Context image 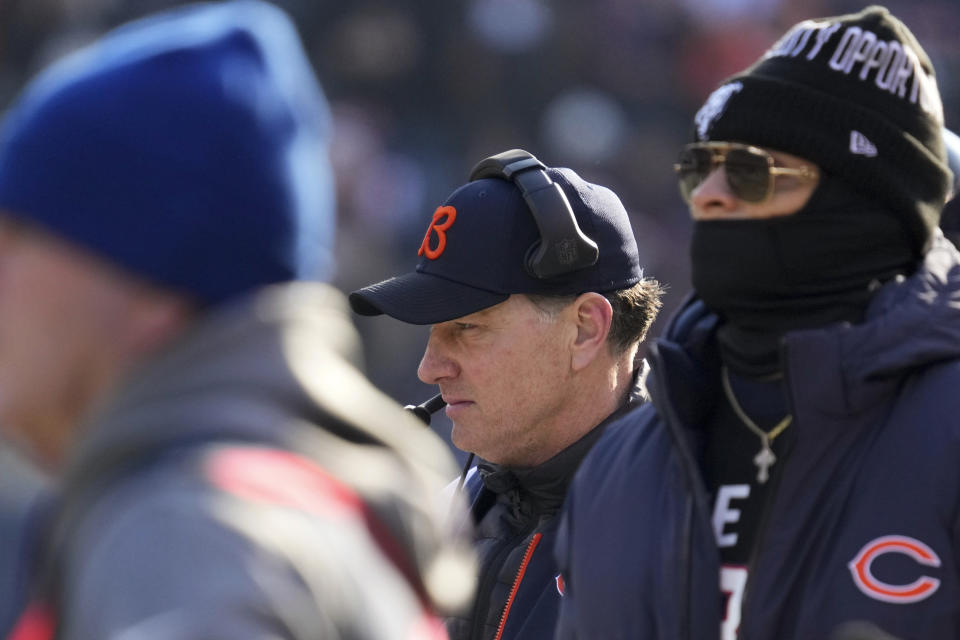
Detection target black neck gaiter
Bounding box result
[690,175,918,376]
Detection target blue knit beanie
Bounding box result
[0,0,334,305]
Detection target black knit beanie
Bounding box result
[692,5,953,255]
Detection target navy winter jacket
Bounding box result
[555,234,960,639]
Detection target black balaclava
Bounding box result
[690,173,918,376]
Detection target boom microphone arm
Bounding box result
[404,392,475,494]
[404,393,447,425]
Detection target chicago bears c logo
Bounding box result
[418,206,457,260]
[848,535,941,604]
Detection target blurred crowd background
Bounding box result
[0,0,959,461]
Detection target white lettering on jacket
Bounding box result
[712,484,750,548]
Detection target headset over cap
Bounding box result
[350,150,643,325]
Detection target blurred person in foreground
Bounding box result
[349,149,663,640]
[556,6,960,639]
[0,2,473,638]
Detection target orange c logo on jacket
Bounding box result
[848,535,941,604]
[418,206,457,260]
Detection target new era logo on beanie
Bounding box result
[694,5,952,256]
[349,152,642,325]
[0,0,333,305]
[850,131,879,157]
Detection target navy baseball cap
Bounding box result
[349,157,642,325]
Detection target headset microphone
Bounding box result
[404,393,447,425]
[405,392,475,494]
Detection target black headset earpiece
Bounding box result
[469,149,599,279]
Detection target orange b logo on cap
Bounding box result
[418,206,457,260]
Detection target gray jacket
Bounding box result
[20,283,474,640]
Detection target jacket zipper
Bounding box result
[468,531,526,640]
[738,340,797,640]
[647,343,713,640]
[736,448,791,639]
[493,532,543,640]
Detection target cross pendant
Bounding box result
[753,439,776,485]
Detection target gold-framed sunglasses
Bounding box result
[674,142,818,204]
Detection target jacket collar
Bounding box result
[784,232,960,418]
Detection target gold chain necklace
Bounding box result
[720,366,792,485]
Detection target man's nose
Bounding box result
[688,166,741,220]
[417,333,459,384]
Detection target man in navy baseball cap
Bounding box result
[350,149,662,640]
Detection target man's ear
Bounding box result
[570,292,613,371]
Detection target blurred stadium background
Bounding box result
[1,0,958,459]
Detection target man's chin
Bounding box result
[450,423,482,459]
